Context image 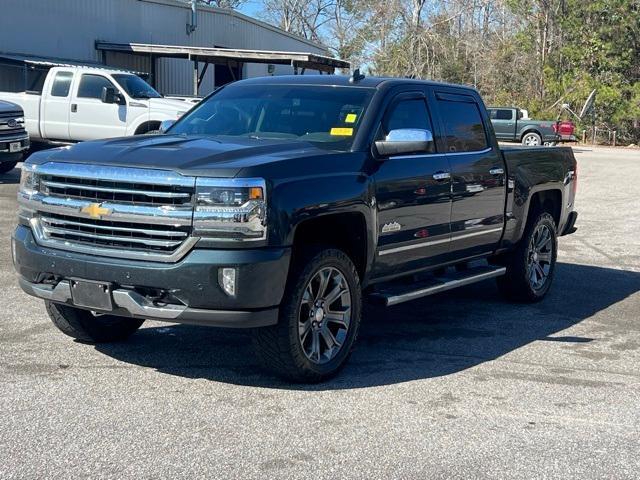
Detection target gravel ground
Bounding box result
[1,146,639,479]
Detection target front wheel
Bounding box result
[496,212,558,302]
[46,301,145,343]
[252,248,362,383]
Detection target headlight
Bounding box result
[193,178,266,241]
[19,163,39,196]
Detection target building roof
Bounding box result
[0,52,147,76]
[95,42,350,73]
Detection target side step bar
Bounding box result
[368,265,506,307]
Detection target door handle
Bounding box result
[489,167,504,175]
[71,104,77,113]
[432,172,451,181]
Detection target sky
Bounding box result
[238,1,262,19]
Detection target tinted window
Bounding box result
[438,99,488,152]
[171,84,374,151]
[51,72,73,97]
[490,109,513,120]
[77,74,116,99]
[384,98,432,133]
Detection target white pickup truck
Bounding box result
[0,66,192,143]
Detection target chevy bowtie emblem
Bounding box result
[81,203,111,219]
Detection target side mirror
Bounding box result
[101,86,117,104]
[159,120,175,133]
[374,129,434,157]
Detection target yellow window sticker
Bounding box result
[345,113,358,124]
[330,127,354,136]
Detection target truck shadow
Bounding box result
[95,262,640,390]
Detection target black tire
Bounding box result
[0,160,18,174]
[496,212,558,302]
[521,132,542,146]
[252,247,362,383]
[45,301,144,343]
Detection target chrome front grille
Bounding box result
[40,176,192,206]
[20,162,198,262]
[40,213,190,253]
[0,111,25,135]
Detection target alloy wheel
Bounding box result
[527,224,553,290]
[298,267,351,364]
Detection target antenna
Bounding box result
[349,68,365,84]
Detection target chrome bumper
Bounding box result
[0,133,29,153]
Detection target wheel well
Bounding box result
[293,213,368,279]
[134,121,161,135]
[528,189,561,226]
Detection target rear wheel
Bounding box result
[252,247,362,383]
[0,160,18,174]
[496,212,557,302]
[45,301,144,343]
[522,132,542,146]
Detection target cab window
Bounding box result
[51,72,73,97]
[438,97,488,153]
[382,98,435,153]
[77,74,116,99]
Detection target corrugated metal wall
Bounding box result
[0,0,328,95]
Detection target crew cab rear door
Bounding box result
[372,89,452,278]
[41,69,74,141]
[433,90,506,258]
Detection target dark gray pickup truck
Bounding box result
[488,106,576,146]
[13,75,578,382]
[0,100,29,173]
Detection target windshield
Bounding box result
[169,84,374,150]
[112,74,162,99]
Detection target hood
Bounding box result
[0,100,22,114]
[145,97,193,114]
[30,134,337,178]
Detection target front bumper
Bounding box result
[0,133,30,155]
[12,225,290,328]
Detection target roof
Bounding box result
[236,74,478,91]
[94,42,350,74]
[0,52,147,76]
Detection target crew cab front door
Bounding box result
[371,91,452,280]
[69,74,127,141]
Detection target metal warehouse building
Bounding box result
[0,0,346,96]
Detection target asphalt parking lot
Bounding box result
[1,146,639,479]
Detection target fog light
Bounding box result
[219,268,237,296]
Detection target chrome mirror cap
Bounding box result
[375,128,434,157]
[385,128,433,143]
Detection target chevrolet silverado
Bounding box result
[12,75,578,382]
